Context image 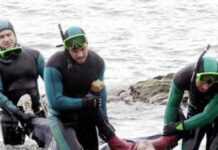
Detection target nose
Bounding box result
[3,35,10,42]
[76,50,84,58]
[201,84,210,91]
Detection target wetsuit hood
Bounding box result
[0,19,15,34]
[202,57,218,72]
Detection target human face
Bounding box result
[69,46,88,64]
[196,80,211,93]
[0,30,16,49]
[195,72,218,93]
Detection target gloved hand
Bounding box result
[163,121,185,136]
[82,93,101,109]
[15,110,36,135]
[108,136,137,150]
[13,109,35,124]
[151,135,178,150]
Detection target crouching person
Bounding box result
[0,18,52,148]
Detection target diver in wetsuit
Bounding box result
[0,19,50,147]
[164,55,218,150]
[44,25,138,150]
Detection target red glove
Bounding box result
[150,135,178,150]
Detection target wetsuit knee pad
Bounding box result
[0,111,25,145]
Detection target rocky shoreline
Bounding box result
[108,73,188,105]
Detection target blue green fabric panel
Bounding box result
[49,116,71,150]
[98,63,107,117]
[44,67,83,113]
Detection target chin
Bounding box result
[5,44,15,49]
[76,59,86,64]
[198,88,207,93]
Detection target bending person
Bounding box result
[163,55,218,150]
[0,18,50,148]
[44,25,137,150]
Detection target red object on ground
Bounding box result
[108,136,137,150]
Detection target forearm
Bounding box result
[51,96,83,111]
[184,95,218,130]
[100,88,107,118]
[0,93,26,122]
[0,92,17,111]
[98,63,108,117]
[0,75,19,115]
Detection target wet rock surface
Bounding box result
[108,73,188,105]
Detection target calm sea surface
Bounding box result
[2,0,218,88]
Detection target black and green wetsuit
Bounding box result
[164,63,218,150]
[0,47,44,111]
[45,50,109,150]
[0,46,45,145]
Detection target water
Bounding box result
[1,0,216,149]
[108,102,165,138]
[2,0,218,88]
[107,102,205,150]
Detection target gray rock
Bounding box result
[108,73,188,105]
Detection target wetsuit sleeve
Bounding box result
[36,53,45,79]
[164,81,184,124]
[183,95,218,130]
[99,63,108,118]
[44,67,83,112]
[0,75,17,111]
[164,64,193,124]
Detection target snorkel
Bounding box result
[56,24,65,48]
[190,44,211,85]
[58,24,65,42]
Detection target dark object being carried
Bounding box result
[0,110,25,145]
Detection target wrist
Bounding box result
[175,121,184,131]
[82,97,93,109]
[163,121,185,136]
